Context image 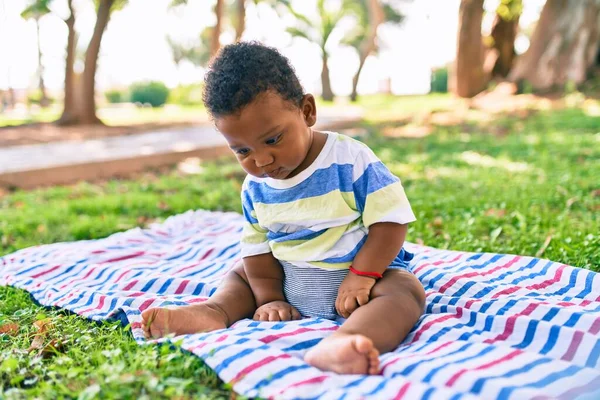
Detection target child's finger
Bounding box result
[335,295,344,317]
[268,309,280,321]
[278,307,292,321]
[291,306,302,320]
[357,292,370,307]
[344,297,359,317]
[253,311,266,321]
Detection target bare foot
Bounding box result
[141,303,228,339]
[304,333,380,375]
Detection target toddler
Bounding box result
[142,42,425,375]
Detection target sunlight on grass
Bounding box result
[459,151,531,172]
[99,105,208,126]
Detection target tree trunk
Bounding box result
[80,0,113,125]
[489,12,520,78]
[510,0,600,91]
[235,0,246,42]
[57,0,78,125]
[452,0,487,98]
[351,0,385,102]
[211,0,224,57]
[351,57,367,102]
[321,50,334,101]
[60,0,114,125]
[35,18,50,108]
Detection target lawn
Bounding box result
[0,105,599,398]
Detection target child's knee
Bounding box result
[372,270,425,310]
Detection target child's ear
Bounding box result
[302,94,317,127]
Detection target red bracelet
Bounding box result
[349,265,383,280]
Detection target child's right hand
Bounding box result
[254,300,302,322]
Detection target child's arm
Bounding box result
[243,252,286,307]
[353,222,407,276]
[335,222,408,318]
[244,252,301,321]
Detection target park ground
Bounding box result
[0,93,599,398]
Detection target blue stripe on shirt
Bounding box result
[246,163,355,204]
[353,161,399,212]
[267,228,327,242]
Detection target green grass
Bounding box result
[1,106,599,398]
[0,105,209,128]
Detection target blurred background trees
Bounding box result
[3,0,600,126]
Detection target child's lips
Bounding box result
[264,167,282,178]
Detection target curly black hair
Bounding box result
[203,41,305,118]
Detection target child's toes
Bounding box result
[368,352,380,375]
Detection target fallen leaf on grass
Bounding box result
[0,322,19,336]
[591,189,600,197]
[566,197,578,208]
[157,201,170,211]
[485,209,507,218]
[536,232,554,258]
[27,318,66,358]
[28,319,52,352]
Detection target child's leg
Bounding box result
[142,262,256,338]
[305,269,425,375]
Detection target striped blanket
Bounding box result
[1,210,599,399]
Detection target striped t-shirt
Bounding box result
[240,131,416,271]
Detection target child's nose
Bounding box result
[254,152,274,168]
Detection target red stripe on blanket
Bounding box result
[393,381,411,400]
[139,299,156,311]
[31,265,60,279]
[175,280,190,294]
[588,318,600,335]
[445,349,522,386]
[260,326,338,344]
[59,266,99,289]
[483,303,539,344]
[561,330,584,362]
[380,341,455,374]
[101,251,146,264]
[526,264,567,291]
[411,308,463,343]
[413,253,466,275]
[81,295,107,314]
[230,354,291,384]
[438,256,521,293]
[278,375,328,395]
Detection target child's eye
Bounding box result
[236,148,250,155]
[265,134,282,145]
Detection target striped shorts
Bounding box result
[280,248,413,320]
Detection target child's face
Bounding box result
[215,91,317,180]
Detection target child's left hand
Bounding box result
[335,272,377,318]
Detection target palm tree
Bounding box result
[20,0,51,107]
[279,0,351,101]
[342,0,404,102]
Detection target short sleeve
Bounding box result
[240,185,271,258]
[352,144,416,228]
